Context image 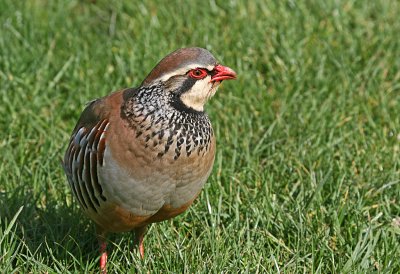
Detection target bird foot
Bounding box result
[99,242,108,273]
[139,241,145,259]
[134,226,147,259]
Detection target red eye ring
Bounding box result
[188,68,208,79]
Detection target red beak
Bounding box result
[211,64,237,82]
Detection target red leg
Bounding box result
[139,239,144,259]
[99,241,107,273]
[134,226,147,259]
[97,227,108,274]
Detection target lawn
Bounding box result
[1,0,399,273]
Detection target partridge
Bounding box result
[62,47,236,272]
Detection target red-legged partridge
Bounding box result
[62,47,236,272]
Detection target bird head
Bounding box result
[142,47,237,112]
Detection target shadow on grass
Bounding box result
[0,184,99,269]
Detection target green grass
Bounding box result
[1,0,400,273]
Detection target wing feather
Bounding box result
[63,118,110,213]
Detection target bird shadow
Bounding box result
[0,184,101,270]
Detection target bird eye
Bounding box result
[188,68,208,79]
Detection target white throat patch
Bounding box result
[180,78,219,112]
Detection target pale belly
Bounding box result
[91,145,213,231]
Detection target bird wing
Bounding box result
[63,99,110,213]
[63,90,164,222]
